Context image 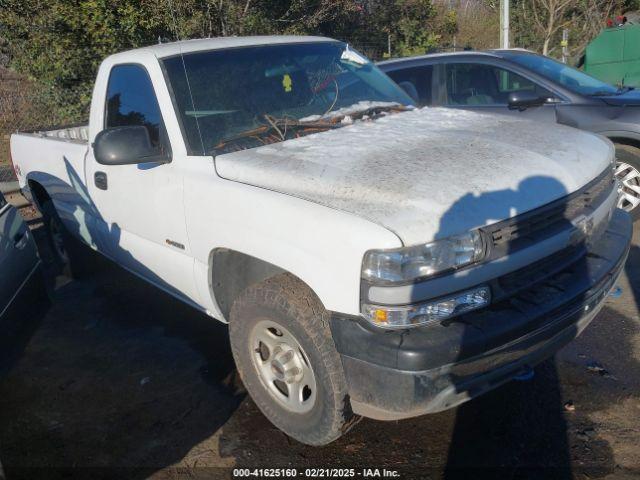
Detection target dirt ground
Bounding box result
[0,204,639,480]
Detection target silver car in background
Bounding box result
[0,191,48,369]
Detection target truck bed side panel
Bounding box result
[11,134,105,250]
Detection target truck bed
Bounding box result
[10,126,90,213]
[26,125,89,144]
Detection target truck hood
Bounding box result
[215,107,613,245]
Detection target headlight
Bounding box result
[362,286,491,328]
[362,231,485,284]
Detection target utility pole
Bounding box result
[561,29,569,63]
[500,0,510,49]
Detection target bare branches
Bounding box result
[529,0,578,55]
[518,0,627,58]
[569,0,620,57]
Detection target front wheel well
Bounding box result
[609,137,640,151]
[27,180,51,210]
[210,249,318,321]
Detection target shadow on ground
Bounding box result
[0,227,243,479]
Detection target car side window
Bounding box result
[445,63,498,105]
[105,64,168,151]
[444,63,552,106]
[492,67,552,99]
[0,192,6,210]
[387,65,433,106]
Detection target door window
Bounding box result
[105,64,168,151]
[444,63,552,106]
[387,65,434,106]
[493,68,538,94]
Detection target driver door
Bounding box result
[85,63,197,302]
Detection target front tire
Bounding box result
[614,144,640,220]
[229,274,358,446]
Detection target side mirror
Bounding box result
[93,126,171,166]
[507,90,547,111]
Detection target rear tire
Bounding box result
[614,143,640,220]
[229,273,358,446]
[40,200,98,279]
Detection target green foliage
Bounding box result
[396,30,440,56]
[1,0,636,130]
[394,0,438,56]
[0,0,177,120]
[358,0,441,57]
[624,0,640,10]
[442,9,458,36]
[1,0,170,87]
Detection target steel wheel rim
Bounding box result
[49,217,68,263]
[249,319,317,414]
[615,161,640,212]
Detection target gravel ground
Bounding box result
[0,204,638,480]
[0,165,16,183]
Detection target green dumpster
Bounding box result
[584,24,640,88]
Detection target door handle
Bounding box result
[13,231,29,250]
[95,171,108,190]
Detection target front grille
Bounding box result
[482,168,615,257]
[453,215,629,363]
[491,244,585,303]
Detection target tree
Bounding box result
[528,0,577,56]
[451,0,499,49]
[568,0,622,58]
[512,0,636,59]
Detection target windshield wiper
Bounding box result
[590,91,618,97]
[211,105,410,155]
[301,103,410,124]
[211,116,340,155]
[591,86,634,97]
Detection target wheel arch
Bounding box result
[600,131,640,151]
[209,248,321,322]
[26,178,51,210]
[610,137,640,150]
[608,137,640,219]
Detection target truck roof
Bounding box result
[110,35,336,60]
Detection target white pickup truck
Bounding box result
[10,36,631,446]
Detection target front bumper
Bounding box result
[331,209,632,421]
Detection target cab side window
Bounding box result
[105,64,169,152]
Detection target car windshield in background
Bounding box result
[508,53,620,97]
[162,42,413,155]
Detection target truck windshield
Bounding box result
[162,42,413,155]
[508,53,620,96]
